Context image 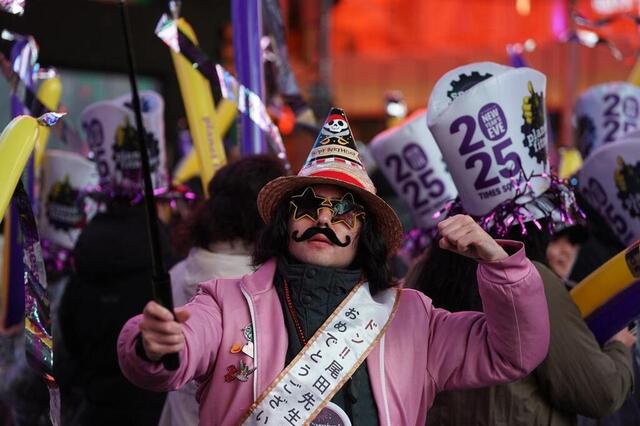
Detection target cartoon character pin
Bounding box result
[227,359,256,383]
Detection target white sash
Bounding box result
[240,282,400,426]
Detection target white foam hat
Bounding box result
[369,109,458,229]
[80,90,168,196]
[427,62,512,120]
[427,62,550,217]
[578,135,640,246]
[39,150,99,249]
[574,82,640,159]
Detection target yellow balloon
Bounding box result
[570,240,640,317]
[557,148,583,179]
[0,116,39,219]
[171,19,230,197]
[172,148,200,185]
[172,100,238,187]
[34,76,62,172]
[628,57,640,86]
[217,98,237,136]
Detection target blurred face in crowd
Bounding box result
[546,235,579,280]
[287,185,365,269]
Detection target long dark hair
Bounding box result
[189,155,286,248]
[407,219,551,312]
[253,190,395,294]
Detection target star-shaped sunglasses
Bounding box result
[289,187,366,229]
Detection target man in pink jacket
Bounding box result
[117,108,550,426]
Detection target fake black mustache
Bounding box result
[291,227,351,248]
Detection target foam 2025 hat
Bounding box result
[427,62,581,236]
[39,150,99,250]
[80,90,168,199]
[258,107,403,253]
[578,134,640,246]
[574,82,640,159]
[369,109,458,230]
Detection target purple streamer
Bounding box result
[436,171,585,238]
[401,227,440,260]
[12,181,60,426]
[40,240,73,281]
[3,205,25,331]
[402,171,585,258]
[13,183,53,372]
[4,34,61,425]
[232,0,268,155]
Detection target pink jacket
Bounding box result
[118,241,549,425]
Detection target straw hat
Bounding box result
[258,107,403,253]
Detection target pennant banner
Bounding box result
[262,0,306,105]
[0,50,87,156]
[13,180,60,425]
[1,207,24,332]
[160,16,228,195]
[155,14,290,171]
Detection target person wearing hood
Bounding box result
[58,200,175,426]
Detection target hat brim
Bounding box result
[258,175,403,254]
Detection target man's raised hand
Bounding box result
[437,214,509,262]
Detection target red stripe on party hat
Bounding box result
[309,170,367,189]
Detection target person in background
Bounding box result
[409,219,634,425]
[568,193,626,283]
[158,154,286,426]
[546,225,588,284]
[58,199,175,426]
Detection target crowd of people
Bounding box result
[0,61,639,426]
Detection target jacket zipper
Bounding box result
[240,285,258,400]
[379,335,392,425]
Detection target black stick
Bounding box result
[119,0,179,371]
